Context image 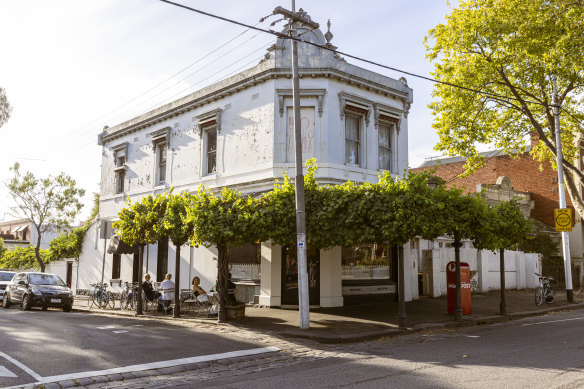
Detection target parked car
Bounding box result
[0,270,16,303]
[3,272,74,312]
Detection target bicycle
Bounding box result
[534,273,555,306]
[120,281,138,310]
[88,282,115,309]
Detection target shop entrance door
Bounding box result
[281,246,320,305]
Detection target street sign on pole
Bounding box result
[555,208,573,232]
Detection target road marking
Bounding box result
[96,326,115,329]
[463,335,480,338]
[0,351,42,380]
[0,365,17,378]
[30,346,280,386]
[521,316,584,327]
[112,330,129,333]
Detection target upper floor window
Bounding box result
[195,108,222,177]
[156,143,167,185]
[345,115,361,165]
[112,142,128,194]
[378,124,391,171]
[149,127,171,187]
[206,127,217,175]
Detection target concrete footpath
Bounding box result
[72,290,584,344]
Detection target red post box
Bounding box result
[446,261,472,315]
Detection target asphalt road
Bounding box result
[3,307,584,388]
[175,311,584,389]
[0,307,267,388]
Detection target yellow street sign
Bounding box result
[555,208,572,232]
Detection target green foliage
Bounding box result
[0,238,5,259]
[426,0,584,216]
[491,199,532,251]
[0,87,11,128]
[114,193,168,247]
[162,190,194,247]
[0,244,49,270]
[6,163,85,271]
[48,227,87,262]
[188,186,260,248]
[519,222,560,259]
[46,192,100,262]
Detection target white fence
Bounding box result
[422,247,541,297]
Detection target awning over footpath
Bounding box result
[107,235,138,255]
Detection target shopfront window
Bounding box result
[341,243,393,282]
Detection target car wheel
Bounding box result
[62,303,72,312]
[3,293,10,309]
[22,294,32,311]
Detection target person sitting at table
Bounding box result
[158,273,175,313]
[142,274,160,302]
[192,276,218,315]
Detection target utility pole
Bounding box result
[552,74,574,303]
[273,2,318,330]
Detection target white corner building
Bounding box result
[77,16,415,307]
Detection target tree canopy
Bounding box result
[426,0,584,218]
[0,87,11,128]
[6,163,85,271]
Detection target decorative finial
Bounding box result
[325,19,333,44]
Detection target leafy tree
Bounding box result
[436,187,491,321]
[48,227,87,262]
[48,193,100,262]
[487,199,532,315]
[6,163,85,272]
[426,0,584,218]
[114,193,168,315]
[0,244,49,270]
[0,87,11,128]
[161,190,194,318]
[188,187,260,322]
[0,238,6,260]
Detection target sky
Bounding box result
[0,0,457,222]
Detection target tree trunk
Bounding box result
[173,244,181,318]
[454,236,463,322]
[499,248,507,315]
[136,245,144,316]
[217,242,229,323]
[35,230,44,272]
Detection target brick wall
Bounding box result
[412,152,572,228]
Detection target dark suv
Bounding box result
[3,272,74,312]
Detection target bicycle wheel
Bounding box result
[87,292,95,308]
[545,287,556,304]
[120,291,129,310]
[535,287,544,306]
[96,290,105,309]
[105,291,116,310]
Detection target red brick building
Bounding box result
[412,149,573,228]
[412,148,584,285]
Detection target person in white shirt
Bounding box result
[158,273,175,313]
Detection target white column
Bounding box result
[259,241,281,307]
[391,124,399,174]
[319,247,343,307]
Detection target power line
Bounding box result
[159,0,551,110]
[53,21,265,146]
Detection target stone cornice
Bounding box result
[99,67,411,145]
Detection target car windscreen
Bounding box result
[29,274,66,286]
[0,272,15,282]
